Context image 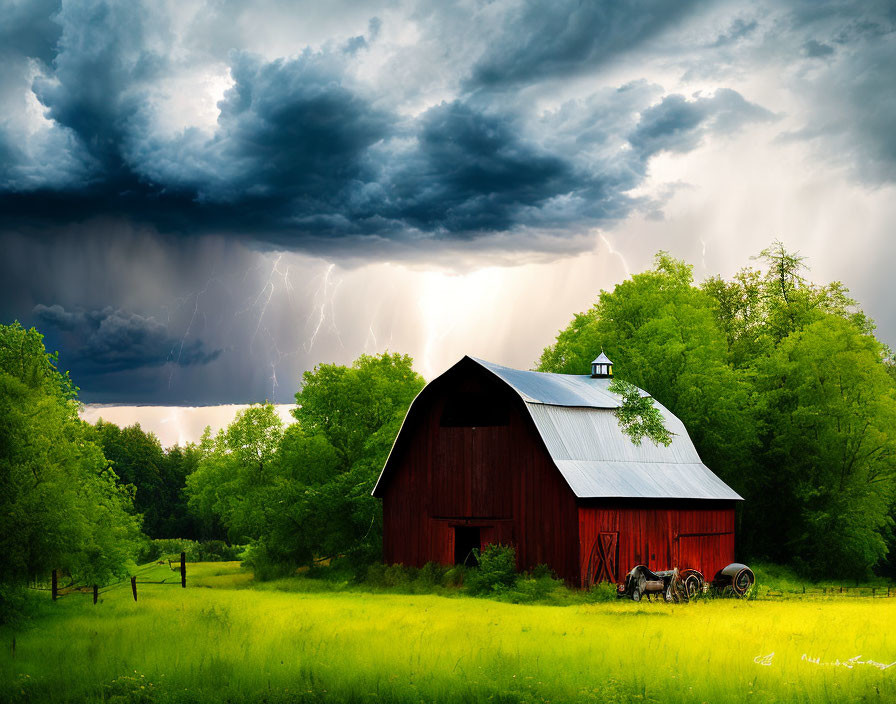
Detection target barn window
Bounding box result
[440,391,510,427]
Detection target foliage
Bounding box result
[751,316,896,576]
[136,539,245,565]
[585,581,621,603]
[292,352,424,467]
[465,544,518,595]
[0,323,141,622]
[185,353,425,578]
[606,378,672,446]
[89,422,205,540]
[540,245,896,577]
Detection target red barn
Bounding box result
[372,355,742,586]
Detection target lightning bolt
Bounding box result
[599,233,631,278]
[304,263,344,353]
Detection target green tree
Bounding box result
[185,406,285,544]
[702,240,873,367]
[292,353,424,467]
[752,316,896,576]
[539,253,756,492]
[0,323,140,620]
[186,353,425,578]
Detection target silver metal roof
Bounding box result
[592,351,612,365]
[472,357,647,408]
[474,358,742,501]
[372,357,742,501]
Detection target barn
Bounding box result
[372,355,742,587]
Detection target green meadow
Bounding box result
[2,562,894,704]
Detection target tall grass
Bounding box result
[2,562,893,703]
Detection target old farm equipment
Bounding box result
[618,565,705,602]
[618,562,754,601]
[710,563,755,597]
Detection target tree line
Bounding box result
[539,243,896,578]
[1,241,894,621]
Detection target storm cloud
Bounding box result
[1,0,894,404]
[0,0,778,249]
[33,304,221,372]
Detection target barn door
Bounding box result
[585,531,619,586]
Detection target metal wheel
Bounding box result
[684,575,702,600]
[732,568,754,597]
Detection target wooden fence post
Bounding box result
[180,552,186,589]
[93,585,98,604]
[51,570,58,601]
[131,576,137,602]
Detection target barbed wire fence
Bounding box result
[29,552,188,604]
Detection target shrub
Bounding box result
[417,561,448,588]
[585,581,620,603]
[465,544,518,595]
[241,543,296,581]
[442,565,466,587]
[529,563,555,580]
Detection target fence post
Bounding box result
[180,552,186,589]
[131,576,137,602]
[52,570,58,601]
[93,585,98,604]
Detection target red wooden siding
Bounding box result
[381,363,581,583]
[578,502,735,586]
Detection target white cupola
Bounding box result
[591,351,613,378]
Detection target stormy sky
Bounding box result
[2,0,895,408]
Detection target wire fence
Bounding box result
[763,585,893,599]
[28,553,188,604]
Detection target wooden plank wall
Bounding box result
[381,362,581,583]
[578,502,736,586]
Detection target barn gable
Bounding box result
[373,356,741,502]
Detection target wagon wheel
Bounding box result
[684,574,702,600]
[731,568,754,597]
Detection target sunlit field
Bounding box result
[2,562,893,704]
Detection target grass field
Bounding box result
[2,562,894,703]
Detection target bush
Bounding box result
[465,544,518,595]
[417,561,448,588]
[530,563,555,580]
[585,581,620,603]
[241,543,296,581]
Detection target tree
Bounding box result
[539,252,756,492]
[607,378,673,447]
[292,353,424,467]
[752,316,896,576]
[0,323,140,621]
[186,353,425,578]
[702,240,874,367]
[185,406,285,544]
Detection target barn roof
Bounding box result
[373,356,742,501]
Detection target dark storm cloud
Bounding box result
[380,101,576,233]
[466,0,703,88]
[629,90,776,157]
[33,304,222,373]
[0,0,778,251]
